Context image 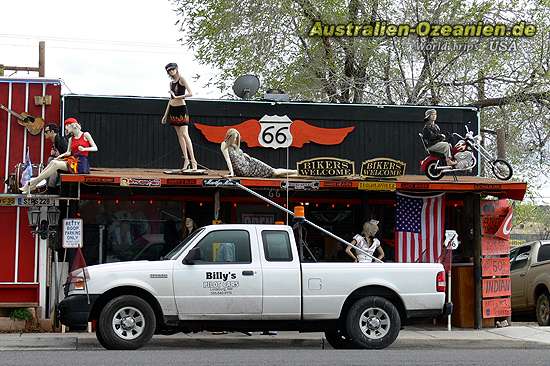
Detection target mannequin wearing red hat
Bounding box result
[20,117,98,194]
[161,62,199,173]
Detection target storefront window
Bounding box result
[78,199,211,265]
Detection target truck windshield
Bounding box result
[162,228,204,260]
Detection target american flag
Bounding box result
[395,193,446,263]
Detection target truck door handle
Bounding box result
[520,273,526,277]
[242,270,254,276]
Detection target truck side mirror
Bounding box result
[183,247,201,265]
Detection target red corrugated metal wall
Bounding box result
[0,78,61,305]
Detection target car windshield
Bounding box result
[162,228,204,260]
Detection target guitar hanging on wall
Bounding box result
[0,104,44,135]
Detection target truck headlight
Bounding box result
[66,268,89,292]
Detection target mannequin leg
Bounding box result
[181,126,197,170]
[272,168,298,177]
[21,160,68,192]
[174,126,189,170]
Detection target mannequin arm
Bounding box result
[375,245,385,260]
[79,132,98,152]
[345,240,358,262]
[56,137,72,159]
[220,142,234,176]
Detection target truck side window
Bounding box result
[195,230,251,264]
[510,245,531,271]
[262,230,293,262]
[537,244,550,263]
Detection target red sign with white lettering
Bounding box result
[481,199,513,240]
[482,258,511,277]
[481,237,510,256]
[483,278,511,298]
[483,298,511,318]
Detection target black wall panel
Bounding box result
[63,96,478,174]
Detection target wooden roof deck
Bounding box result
[60,168,527,200]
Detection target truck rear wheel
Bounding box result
[324,328,360,349]
[536,292,550,326]
[97,295,156,350]
[345,296,400,349]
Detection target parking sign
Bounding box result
[62,218,83,248]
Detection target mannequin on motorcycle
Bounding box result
[421,109,457,166]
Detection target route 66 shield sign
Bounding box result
[258,115,293,149]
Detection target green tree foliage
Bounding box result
[513,202,550,239]
[172,0,550,188]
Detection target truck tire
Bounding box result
[536,292,550,326]
[97,295,156,350]
[345,296,401,349]
[324,328,360,349]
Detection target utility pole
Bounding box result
[0,41,45,77]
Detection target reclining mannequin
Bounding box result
[221,128,297,178]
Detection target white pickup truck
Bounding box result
[58,224,451,350]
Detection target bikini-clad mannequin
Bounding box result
[161,62,198,172]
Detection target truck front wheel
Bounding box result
[97,295,156,350]
[346,296,401,349]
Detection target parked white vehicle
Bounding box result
[59,224,451,350]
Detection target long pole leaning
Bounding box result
[233,181,383,263]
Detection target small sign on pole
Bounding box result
[62,218,83,248]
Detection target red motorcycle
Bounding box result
[419,125,512,181]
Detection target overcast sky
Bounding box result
[0,0,220,98]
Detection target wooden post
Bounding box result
[38,41,45,77]
[473,193,483,329]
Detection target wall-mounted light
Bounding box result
[27,206,60,240]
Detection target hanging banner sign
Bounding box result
[203,179,239,187]
[481,236,510,256]
[483,298,511,318]
[62,218,83,248]
[258,115,293,149]
[297,157,355,177]
[482,278,511,298]
[482,257,511,277]
[358,182,396,191]
[280,181,320,190]
[360,158,406,179]
[120,177,161,187]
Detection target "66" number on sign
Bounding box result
[258,115,293,149]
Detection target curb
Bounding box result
[0,336,78,351]
[0,335,548,351]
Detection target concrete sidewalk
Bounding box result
[1,324,550,351]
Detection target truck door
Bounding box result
[510,244,532,309]
[173,228,263,319]
[257,227,301,319]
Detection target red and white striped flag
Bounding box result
[395,193,446,263]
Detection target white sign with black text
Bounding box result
[62,218,83,248]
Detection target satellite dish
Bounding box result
[233,74,260,100]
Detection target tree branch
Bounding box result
[469,91,550,108]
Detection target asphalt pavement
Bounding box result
[1,348,549,366]
[1,323,550,351]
